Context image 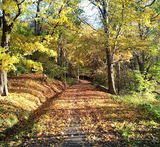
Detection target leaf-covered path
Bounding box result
[5,80,159,146]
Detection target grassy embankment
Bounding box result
[0,74,65,145]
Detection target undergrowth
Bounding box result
[111,92,160,146]
[111,92,160,121]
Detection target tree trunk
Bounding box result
[77,64,80,81]
[57,47,63,66]
[130,54,137,70]
[34,0,41,36]
[1,15,11,53]
[67,63,73,77]
[0,10,12,97]
[57,36,63,67]
[117,62,121,94]
[106,49,117,95]
[64,52,67,90]
[136,52,145,74]
[0,69,8,98]
[103,0,116,95]
[0,0,24,97]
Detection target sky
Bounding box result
[79,0,102,29]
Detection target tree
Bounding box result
[88,0,136,94]
[130,0,159,76]
[0,0,82,98]
[0,0,26,98]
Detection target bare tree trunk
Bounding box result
[130,53,137,70]
[117,62,121,94]
[106,49,117,94]
[64,52,67,90]
[104,0,116,95]
[57,47,63,66]
[0,69,8,98]
[57,36,63,67]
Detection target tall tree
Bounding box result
[89,0,135,94]
[88,0,115,94]
[131,0,159,76]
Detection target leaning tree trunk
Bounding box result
[106,49,117,95]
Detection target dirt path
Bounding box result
[58,81,96,147]
[4,80,159,146]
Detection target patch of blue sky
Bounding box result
[79,0,102,29]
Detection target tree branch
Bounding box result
[138,23,143,39]
[146,62,154,73]
[89,1,105,20]
[115,26,122,39]
[152,91,160,95]
[143,27,150,40]
[151,14,160,20]
[18,0,25,5]
[144,0,156,8]
[10,0,25,27]
[50,0,69,35]
[77,16,96,30]
[51,22,59,36]
[0,16,2,27]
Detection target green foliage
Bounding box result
[29,52,64,79]
[134,70,156,93]
[112,93,156,106]
[115,120,160,146]
[8,58,43,76]
[65,78,80,86]
[8,64,30,76]
[15,24,34,37]
[138,103,160,120]
[150,61,160,81]
[111,93,160,121]
[112,91,160,145]
[90,81,100,86]
[44,63,65,79]
[119,68,158,94]
[116,121,135,139]
[91,74,107,86]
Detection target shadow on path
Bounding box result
[0,91,63,142]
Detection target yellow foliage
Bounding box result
[0,48,19,71]
[21,58,43,72]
